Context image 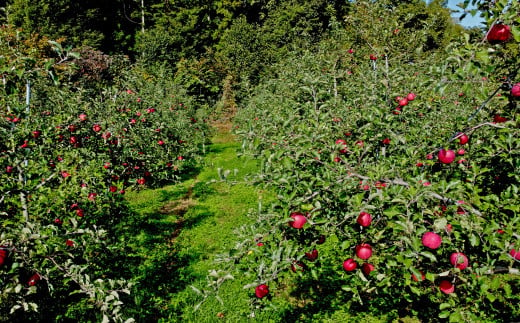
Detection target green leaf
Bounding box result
[439,310,451,319]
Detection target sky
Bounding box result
[445,0,486,28]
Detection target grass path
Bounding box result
[124,125,280,321]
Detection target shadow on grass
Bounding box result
[111,202,216,321]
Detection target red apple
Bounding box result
[291,261,306,272]
[493,114,508,123]
[457,133,469,145]
[362,263,375,276]
[355,243,373,260]
[289,212,307,229]
[411,271,425,282]
[512,83,520,97]
[407,92,416,101]
[0,248,7,266]
[439,280,455,294]
[450,252,469,270]
[438,149,455,164]
[422,232,442,249]
[398,98,409,107]
[32,130,41,138]
[457,148,465,156]
[92,124,102,132]
[343,258,357,271]
[335,139,348,154]
[486,23,511,43]
[305,249,318,261]
[370,54,377,60]
[79,113,88,121]
[255,284,269,298]
[509,249,520,260]
[27,273,41,286]
[356,212,372,227]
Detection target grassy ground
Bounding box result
[124,127,286,322]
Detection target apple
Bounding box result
[76,208,84,217]
[381,138,391,145]
[291,261,306,272]
[79,113,88,121]
[457,133,469,145]
[493,114,508,123]
[356,212,372,227]
[158,140,165,146]
[255,284,269,298]
[509,249,520,260]
[305,249,318,261]
[438,149,455,164]
[92,124,102,132]
[0,248,8,266]
[422,232,442,249]
[486,23,511,43]
[362,263,375,276]
[27,273,41,286]
[450,252,469,270]
[343,258,357,271]
[439,280,455,294]
[32,130,41,138]
[369,54,377,60]
[512,83,520,97]
[289,212,307,229]
[6,166,13,173]
[411,271,425,282]
[335,139,348,154]
[407,92,416,101]
[355,243,373,260]
[398,98,409,107]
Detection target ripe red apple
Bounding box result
[158,140,165,146]
[422,232,442,249]
[305,249,318,261]
[493,114,508,123]
[457,133,469,145]
[398,98,409,107]
[32,130,41,138]
[509,249,520,260]
[0,248,8,266]
[355,243,373,260]
[512,83,520,97]
[457,148,465,156]
[335,139,348,154]
[255,284,269,298]
[370,54,377,60]
[6,166,13,173]
[27,273,41,286]
[356,212,372,227]
[407,92,416,101]
[289,212,307,229]
[438,149,455,164]
[343,258,357,271]
[486,23,511,43]
[362,263,375,276]
[79,113,88,121]
[291,261,306,272]
[92,124,102,132]
[439,280,455,294]
[450,252,469,270]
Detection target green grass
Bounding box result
[123,129,285,321]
